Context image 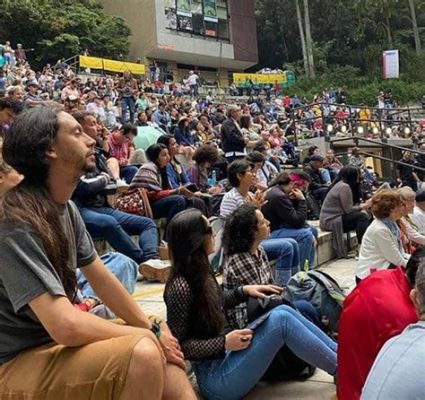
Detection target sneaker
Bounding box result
[139,259,171,283]
[116,179,129,190]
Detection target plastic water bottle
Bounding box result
[211,170,217,186]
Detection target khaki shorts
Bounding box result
[0,333,163,400]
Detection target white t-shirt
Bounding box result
[412,205,425,234]
[187,74,199,86]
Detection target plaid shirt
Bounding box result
[223,247,274,329]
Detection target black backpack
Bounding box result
[284,270,346,338]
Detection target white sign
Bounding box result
[383,50,399,79]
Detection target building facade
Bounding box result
[100,0,258,87]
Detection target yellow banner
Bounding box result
[233,73,287,85]
[79,56,146,75]
[79,55,103,70]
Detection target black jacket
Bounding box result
[220,118,245,154]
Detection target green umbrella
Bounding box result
[133,126,164,150]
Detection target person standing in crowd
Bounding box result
[338,247,424,400]
[118,70,138,123]
[396,151,420,192]
[361,256,425,399]
[0,107,195,400]
[187,70,199,97]
[15,43,26,65]
[356,191,410,282]
[221,104,248,163]
[262,171,317,269]
[320,166,371,259]
[164,209,337,400]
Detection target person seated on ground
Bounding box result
[164,209,337,400]
[320,166,372,259]
[302,145,321,166]
[337,235,425,400]
[361,256,425,399]
[187,143,223,195]
[0,107,195,400]
[70,121,169,283]
[356,190,411,282]
[220,159,301,286]
[303,154,329,203]
[412,190,425,233]
[262,171,317,269]
[222,204,322,329]
[174,115,194,147]
[239,114,260,152]
[157,134,207,215]
[325,148,344,175]
[107,123,138,183]
[397,186,425,253]
[72,111,128,188]
[130,143,193,223]
[246,151,278,191]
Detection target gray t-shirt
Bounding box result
[0,201,96,363]
[361,321,425,399]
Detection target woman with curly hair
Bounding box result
[356,190,411,282]
[164,208,337,400]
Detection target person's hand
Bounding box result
[120,159,129,166]
[158,323,186,370]
[179,186,194,198]
[289,188,305,201]
[242,284,283,299]
[249,190,267,208]
[361,198,372,210]
[208,185,223,195]
[225,329,253,351]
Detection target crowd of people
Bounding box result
[2,43,425,400]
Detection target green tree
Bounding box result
[0,0,131,68]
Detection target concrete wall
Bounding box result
[100,0,157,61]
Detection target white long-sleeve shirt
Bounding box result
[412,206,425,234]
[356,219,411,279]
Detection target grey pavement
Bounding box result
[134,258,357,400]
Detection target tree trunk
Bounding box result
[408,0,421,55]
[295,0,309,78]
[385,15,393,48]
[303,0,315,79]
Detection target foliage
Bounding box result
[255,0,425,104]
[0,0,131,68]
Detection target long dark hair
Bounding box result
[330,166,361,204]
[1,108,77,300]
[166,209,224,336]
[146,143,171,189]
[223,204,258,255]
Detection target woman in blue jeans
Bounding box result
[262,171,317,268]
[164,209,337,400]
[130,143,194,222]
[220,159,301,284]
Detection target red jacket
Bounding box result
[337,268,418,400]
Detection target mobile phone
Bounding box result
[246,312,271,330]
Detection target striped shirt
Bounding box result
[219,188,253,218]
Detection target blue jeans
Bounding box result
[151,195,186,222]
[270,226,316,269]
[194,305,337,400]
[77,252,138,298]
[261,238,300,286]
[80,206,158,264]
[120,165,138,183]
[121,96,136,123]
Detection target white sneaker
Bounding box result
[116,179,129,189]
[139,259,171,283]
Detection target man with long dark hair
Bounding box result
[0,107,195,399]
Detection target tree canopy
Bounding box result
[255,0,425,103]
[0,0,131,68]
